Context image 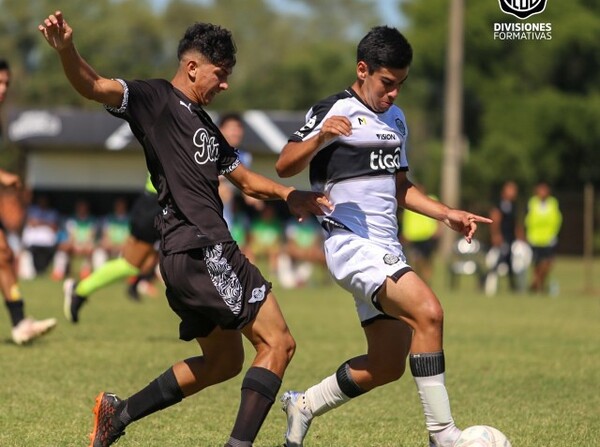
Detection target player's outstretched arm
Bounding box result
[227,164,332,221]
[443,209,492,244]
[397,173,492,243]
[38,10,124,109]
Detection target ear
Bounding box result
[356,61,369,81]
[185,59,198,81]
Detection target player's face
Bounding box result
[185,54,232,106]
[358,62,409,113]
[0,69,11,104]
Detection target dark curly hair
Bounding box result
[177,23,236,70]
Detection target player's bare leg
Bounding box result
[282,319,411,447]
[378,271,461,447]
[0,230,56,344]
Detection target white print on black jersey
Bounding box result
[204,244,243,315]
[193,128,220,165]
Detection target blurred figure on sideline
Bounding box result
[20,194,60,277]
[525,182,562,294]
[63,174,161,323]
[52,199,97,280]
[277,215,326,289]
[0,59,56,344]
[93,197,130,269]
[400,184,441,285]
[248,203,283,276]
[218,112,260,261]
[485,181,529,295]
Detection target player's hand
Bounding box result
[0,171,22,189]
[38,11,73,51]
[286,190,333,222]
[318,116,352,144]
[444,209,492,243]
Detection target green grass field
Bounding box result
[1,257,599,446]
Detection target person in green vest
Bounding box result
[524,182,562,293]
[401,185,441,285]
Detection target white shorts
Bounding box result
[324,229,412,324]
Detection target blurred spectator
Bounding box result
[20,194,60,277]
[229,197,255,263]
[525,182,562,294]
[248,203,283,275]
[400,185,441,285]
[277,215,326,289]
[93,197,130,269]
[52,199,97,280]
[485,181,529,295]
[218,112,251,228]
[217,112,260,260]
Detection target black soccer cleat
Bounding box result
[63,278,87,323]
[126,282,141,302]
[88,392,126,447]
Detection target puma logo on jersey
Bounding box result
[179,100,193,114]
[248,285,266,303]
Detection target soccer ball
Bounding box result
[453,425,512,447]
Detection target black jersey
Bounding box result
[498,198,517,244]
[106,79,240,254]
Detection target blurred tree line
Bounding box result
[1,0,599,206]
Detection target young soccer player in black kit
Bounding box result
[39,11,332,447]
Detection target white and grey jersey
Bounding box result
[289,88,409,243]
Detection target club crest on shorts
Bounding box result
[249,284,266,303]
[498,0,548,20]
[383,253,400,265]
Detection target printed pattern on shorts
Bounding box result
[203,243,243,315]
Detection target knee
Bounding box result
[416,296,444,332]
[263,331,296,366]
[276,331,296,365]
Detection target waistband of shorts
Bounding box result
[321,217,352,234]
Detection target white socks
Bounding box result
[414,373,454,432]
[304,373,350,416]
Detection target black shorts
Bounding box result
[160,241,272,340]
[531,245,556,264]
[129,193,161,244]
[407,239,437,259]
